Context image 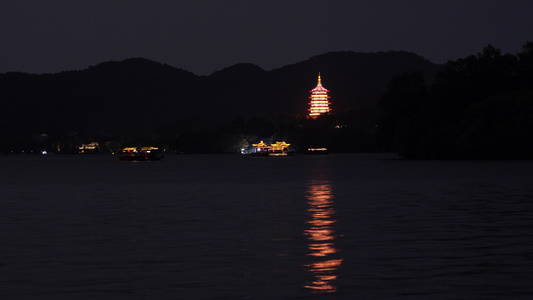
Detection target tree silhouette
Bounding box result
[378,42,533,158]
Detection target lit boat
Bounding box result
[119,147,164,161]
[304,147,329,155]
[251,141,271,156]
[268,141,292,157]
[251,141,292,157]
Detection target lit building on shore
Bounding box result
[308,73,331,118]
[78,142,100,154]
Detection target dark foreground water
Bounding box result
[2,153,533,299]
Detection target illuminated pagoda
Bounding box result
[308,73,331,118]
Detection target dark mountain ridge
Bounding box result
[0,51,442,151]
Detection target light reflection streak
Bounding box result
[303,179,343,293]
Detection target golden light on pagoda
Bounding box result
[308,73,331,118]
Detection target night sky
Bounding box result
[1,0,532,75]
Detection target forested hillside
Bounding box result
[378,42,533,159]
[0,51,440,153]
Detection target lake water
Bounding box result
[2,153,533,299]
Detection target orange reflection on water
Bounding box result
[303,179,343,293]
[308,243,337,256]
